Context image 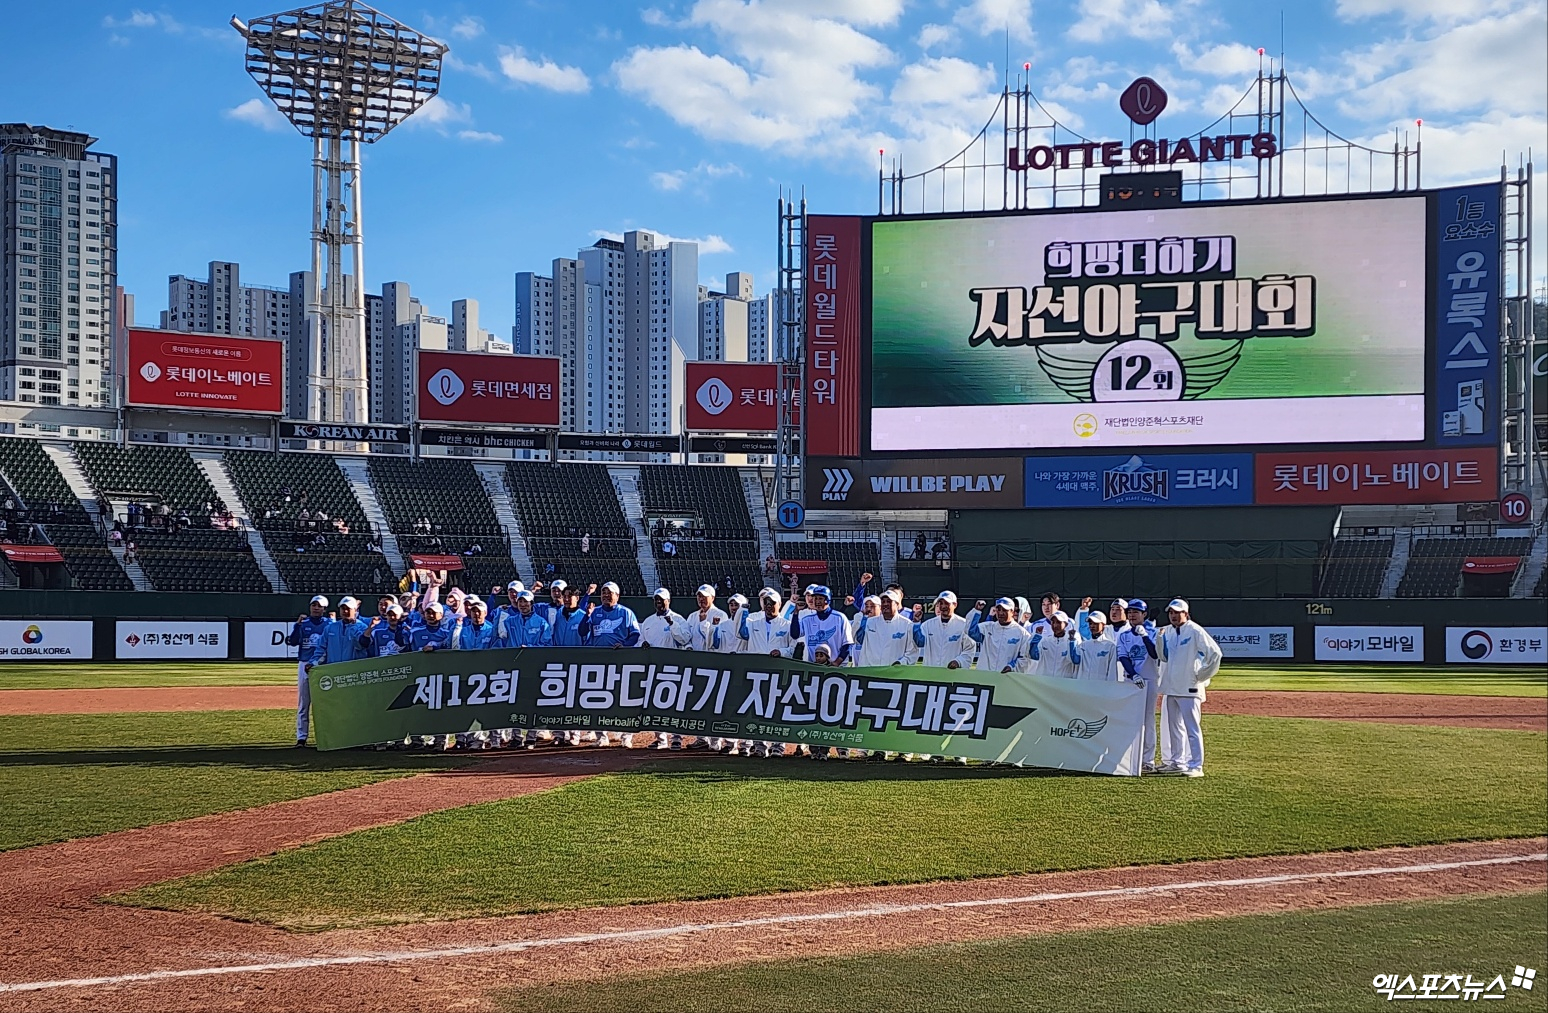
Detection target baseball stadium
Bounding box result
[1,5,1544,1011]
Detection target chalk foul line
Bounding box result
[2,852,1542,995]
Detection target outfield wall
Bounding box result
[0,590,1541,665]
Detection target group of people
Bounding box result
[287,575,1221,776]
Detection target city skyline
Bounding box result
[5,1,1541,349]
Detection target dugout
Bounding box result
[934,506,1338,603]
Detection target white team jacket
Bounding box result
[686,606,729,651]
[736,610,794,657]
[1029,629,1082,679]
[967,618,1031,672]
[1072,630,1121,681]
[1156,620,1223,701]
[912,614,974,668]
[639,611,692,649]
[709,609,747,652]
[853,613,918,667]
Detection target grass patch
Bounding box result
[0,709,472,851]
[0,661,296,691]
[497,891,1548,1013]
[1212,663,1547,697]
[121,715,1548,929]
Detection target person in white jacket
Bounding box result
[1155,598,1222,777]
[687,584,729,653]
[852,590,917,667]
[911,591,974,669]
[1028,610,1081,678]
[638,589,691,750]
[710,594,748,653]
[966,597,1030,673]
[1072,611,1121,681]
[733,589,795,759]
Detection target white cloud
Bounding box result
[449,16,484,40]
[224,98,289,132]
[414,96,474,127]
[591,229,735,255]
[102,8,239,45]
[956,0,1035,45]
[1171,40,1264,78]
[1335,0,1519,22]
[446,52,499,83]
[499,47,591,93]
[457,129,503,143]
[642,7,673,27]
[1068,0,1191,42]
[102,10,158,28]
[650,161,744,191]
[614,0,897,150]
[916,23,957,49]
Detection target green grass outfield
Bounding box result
[1211,664,1547,698]
[1,661,1542,696]
[121,716,1548,929]
[498,891,1548,1013]
[0,661,296,691]
[0,709,471,851]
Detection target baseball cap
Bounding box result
[550,579,568,591]
[424,602,444,617]
[994,596,1016,609]
[730,593,748,605]
[1052,610,1071,623]
[1126,598,1148,612]
[385,604,404,617]
[654,587,672,600]
[804,583,820,595]
[884,589,903,604]
[696,583,716,596]
[809,585,832,599]
[863,594,881,606]
[935,590,958,605]
[1087,611,1109,625]
[310,595,329,607]
[507,580,525,592]
[1167,598,1190,612]
[338,595,360,609]
[1111,597,1129,610]
[601,581,620,594]
[516,590,535,602]
[760,587,783,604]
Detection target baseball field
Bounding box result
[1,660,1543,1011]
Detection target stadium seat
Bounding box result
[129,528,271,592]
[1396,536,1532,598]
[775,539,883,603]
[0,439,90,524]
[505,461,644,595]
[1318,537,1393,597]
[639,465,761,594]
[367,457,513,593]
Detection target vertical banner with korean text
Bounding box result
[309,648,1147,774]
[1432,183,1502,449]
[805,216,862,458]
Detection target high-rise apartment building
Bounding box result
[160,261,290,339]
[449,298,501,353]
[0,124,116,414]
[364,280,445,426]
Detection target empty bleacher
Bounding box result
[367,456,512,594]
[1318,537,1393,598]
[74,443,219,521]
[0,439,90,523]
[776,538,883,604]
[639,464,761,595]
[505,462,644,595]
[43,524,133,590]
[1397,536,1533,598]
[130,528,271,592]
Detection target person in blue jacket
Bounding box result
[549,584,595,647]
[286,594,330,747]
[360,603,412,657]
[497,590,553,648]
[409,602,454,652]
[585,582,640,648]
[317,595,371,667]
[451,596,501,651]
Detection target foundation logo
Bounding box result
[1050,715,1108,739]
[21,625,42,645]
[1073,413,1098,438]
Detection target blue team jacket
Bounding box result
[287,616,329,664]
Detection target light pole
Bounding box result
[233,2,445,424]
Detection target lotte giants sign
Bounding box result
[685,362,782,432]
[416,350,560,427]
[127,328,283,414]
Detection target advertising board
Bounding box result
[805,215,862,458]
[807,457,1024,509]
[1445,627,1547,665]
[685,361,781,432]
[115,621,228,659]
[870,196,1429,452]
[1210,626,1294,659]
[1313,625,1424,662]
[126,328,283,414]
[244,621,298,660]
[0,620,93,659]
[416,350,560,426]
[1254,447,1498,505]
[1024,452,1253,508]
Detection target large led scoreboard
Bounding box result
[804,183,1504,510]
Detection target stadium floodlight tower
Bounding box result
[232,2,446,424]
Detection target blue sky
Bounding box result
[8,0,1544,339]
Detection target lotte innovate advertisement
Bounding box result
[309,648,1148,774]
[870,196,1431,452]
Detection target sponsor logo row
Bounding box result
[809,447,1499,510]
[1314,626,1546,664]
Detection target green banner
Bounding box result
[310,649,1148,775]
